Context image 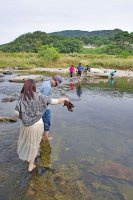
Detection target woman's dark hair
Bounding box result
[21,79,36,101]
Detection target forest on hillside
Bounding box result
[0,29,133,56]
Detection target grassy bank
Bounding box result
[0,52,133,70]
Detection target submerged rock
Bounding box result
[3,71,13,75]
[0,77,4,82]
[0,116,17,123]
[0,73,4,77]
[88,161,133,181]
[9,75,44,83]
[2,97,16,102]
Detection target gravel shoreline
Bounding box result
[30,67,133,78]
[1,67,133,78]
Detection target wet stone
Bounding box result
[0,77,4,82]
[9,75,44,83]
[88,161,133,181]
[0,73,4,77]
[3,71,13,75]
[0,116,17,123]
[2,97,16,102]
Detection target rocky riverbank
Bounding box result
[30,67,133,78]
[1,67,133,78]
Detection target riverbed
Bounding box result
[0,73,133,200]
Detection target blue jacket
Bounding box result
[77,66,83,72]
[40,80,52,109]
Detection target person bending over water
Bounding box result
[40,75,62,141]
[109,70,117,78]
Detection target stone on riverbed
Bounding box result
[0,73,4,77]
[9,75,44,83]
[88,161,133,181]
[0,77,4,82]
[0,116,17,123]
[2,97,16,102]
[3,70,13,75]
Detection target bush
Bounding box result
[119,51,129,58]
[38,45,60,63]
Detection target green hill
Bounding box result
[0,31,83,53]
[50,29,122,37]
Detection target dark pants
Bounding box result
[77,71,82,76]
[70,72,73,77]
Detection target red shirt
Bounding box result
[69,82,75,90]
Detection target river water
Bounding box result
[0,74,133,200]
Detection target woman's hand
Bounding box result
[51,97,69,105]
[64,97,69,102]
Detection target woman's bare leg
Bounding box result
[28,149,37,172]
[28,161,36,172]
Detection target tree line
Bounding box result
[0,30,133,56]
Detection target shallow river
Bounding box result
[0,74,133,200]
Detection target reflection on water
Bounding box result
[108,78,115,86]
[39,140,51,168]
[82,76,133,93]
[1,73,133,199]
[76,82,82,98]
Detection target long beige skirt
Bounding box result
[17,118,44,162]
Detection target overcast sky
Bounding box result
[0,0,132,44]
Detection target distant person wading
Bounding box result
[69,65,75,77]
[77,63,84,77]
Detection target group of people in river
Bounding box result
[69,63,91,78]
[69,63,117,79]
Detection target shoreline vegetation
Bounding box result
[0,52,133,77]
